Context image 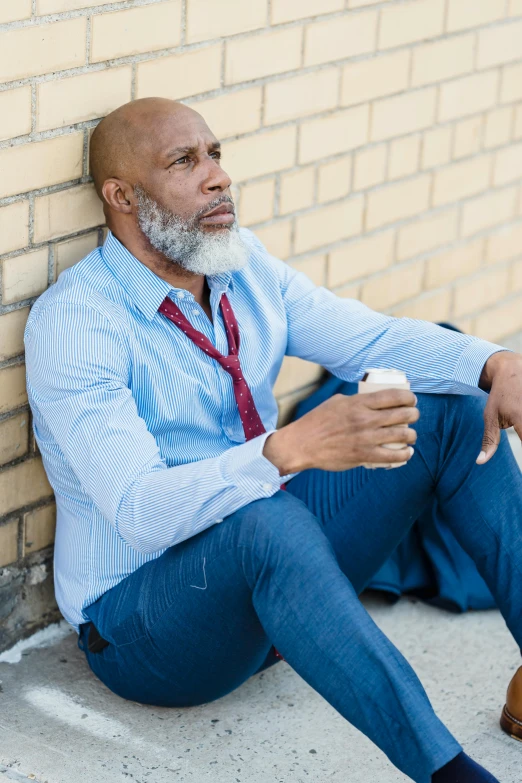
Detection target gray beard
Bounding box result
[134,185,249,276]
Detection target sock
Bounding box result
[432,752,500,783]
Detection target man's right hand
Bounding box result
[263,390,419,476]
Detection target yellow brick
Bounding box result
[0,307,29,362]
[190,88,262,140]
[317,156,352,204]
[37,67,132,133]
[512,259,522,290]
[510,0,522,14]
[341,50,410,108]
[426,240,484,288]
[452,116,483,159]
[438,71,499,122]
[454,316,475,334]
[299,106,369,165]
[0,412,29,467]
[393,289,451,321]
[515,105,522,140]
[222,125,296,182]
[0,520,18,567]
[361,261,424,310]
[0,364,28,415]
[273,355,324,397]
[353,144,387,190]
[34,184,103,244]
[0,0,31,22]
[371,88,437,142]
[279,168,315,215]
[327,229,395,287]
[447,0,505,31]
[0,134,83,200]
[475,296,522,342]
[54,232,99,280]
[411,34,475,87]
[484,107,512,150]
[494,142,522,186]
[461,187,518,237]
[0,18,86,83]
[187,0,266,44]
[0,202,29,255]
[388,135,421,180]
[477,21,522,69]
[91,1,181,62]
[0,87,31,141]
[238,179,275,226]
[137,45,221,101]
[23,503,56,554]
[38,0,113,9]
[225,27,302,84]
[264,69,339,125]
[253,220,292,260]
[485,222,522,264]
[294,197,364,254]
[378,0,445,49]
[422,127,452,170]
[288,254,327,287]
[304,11,377,67]
[349,0,392,5]
[0,458,53,517]
[2,248,48,306]
[501,62,522,103]
[271,0,343,24]
[366,175,431,231]
[433,156,492,207]
[333,283,361,300]
[397,209,459,261]
[454,267,510,317]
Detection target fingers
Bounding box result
[477,403,500,465]
[363,389,418,410]
[373,405,421,427]
[371,426,417,446]
[371,445,415,464]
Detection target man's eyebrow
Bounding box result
[165,141,221,159]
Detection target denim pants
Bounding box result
[78,391,522,783]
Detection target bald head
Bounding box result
[89,98,203,199]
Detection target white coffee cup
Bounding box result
[358,368,411,469]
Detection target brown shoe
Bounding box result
[500,666,522,741]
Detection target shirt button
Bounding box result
[192,309,200,316]
[262,482,273,492]
[215,518,223,524]
[177,292,185,299]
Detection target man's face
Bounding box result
[131,106,248,275]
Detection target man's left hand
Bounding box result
[477,351,522,465]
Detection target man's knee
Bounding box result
[230,489,322,549]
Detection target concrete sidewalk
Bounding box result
[1,434,521,783]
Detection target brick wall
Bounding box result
[1,0,522,648]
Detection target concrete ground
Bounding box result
[1,434,521,783]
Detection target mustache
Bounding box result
[193,195,235,222]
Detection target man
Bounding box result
[24,98,522,783]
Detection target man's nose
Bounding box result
[202,158,232,193]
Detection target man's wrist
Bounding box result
[479,350,511,391]
[262,426,308,476]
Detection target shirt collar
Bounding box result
[101,231,235,322]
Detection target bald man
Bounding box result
[24,98,522,783]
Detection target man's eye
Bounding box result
[174,156,189,165]
[210,151,221,160]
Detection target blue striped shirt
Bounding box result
[24,228,503,630]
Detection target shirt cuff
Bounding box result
[453,338,510,391]
[221,429,292,503]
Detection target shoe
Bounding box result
[500,666,522,741]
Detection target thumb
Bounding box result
[477,405,500,465]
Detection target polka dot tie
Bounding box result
[159,293,267,441]
[159,292,286,662]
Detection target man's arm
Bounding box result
[24,301,286,554]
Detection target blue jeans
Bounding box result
[78,392,522,783]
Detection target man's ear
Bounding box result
[102,178,134,214]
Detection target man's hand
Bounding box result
[263,389,419,475]
[477,351,522,465]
